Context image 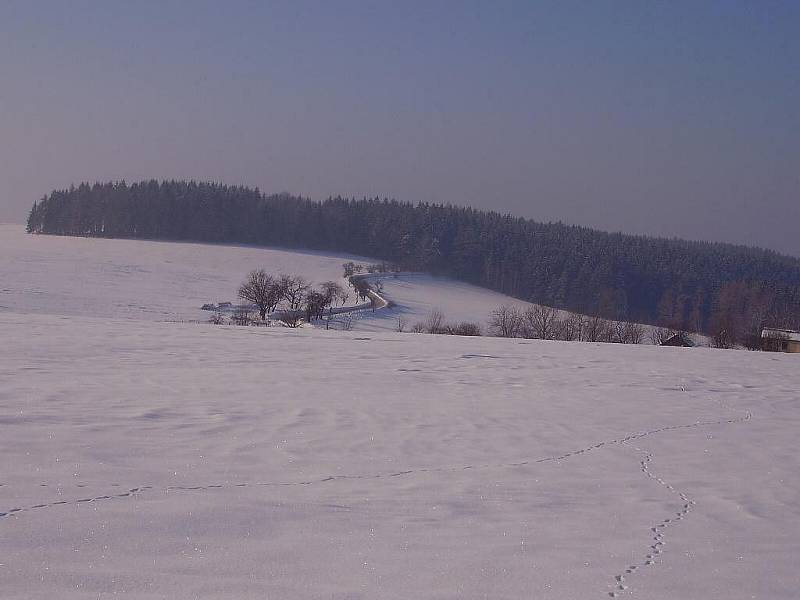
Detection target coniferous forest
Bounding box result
[27,180,800,339]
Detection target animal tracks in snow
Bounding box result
[1,406,752,600]
[0,410,749,523]
[605,403,751,598]
[0,487,152,519]
[606,447,698,598]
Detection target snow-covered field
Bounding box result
[0,224,525,329]
[0,224,374,322]
[2,225,799,599]
[342,272,544,332]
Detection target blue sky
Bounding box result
[2,1,798,255]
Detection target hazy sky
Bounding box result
[1,1,798,255]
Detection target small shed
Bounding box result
[761,328,800,353]
[661,332,694,347]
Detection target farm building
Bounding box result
[661,332,694,347]
[761,328,800,353]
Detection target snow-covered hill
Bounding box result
[0,224,534,329]
[335,271,545,332]
[0,223,368,322]
[2,311,798,599]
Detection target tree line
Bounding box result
[27,180,800,337]
[484,304,651,344]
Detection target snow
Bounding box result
[0,224,526,330]
[762,327,800,342]
[344,272,540,332]
[0,224,662,338]
[2,224,799,598]
[0,224,372,322]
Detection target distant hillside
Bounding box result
[27,180,800,338]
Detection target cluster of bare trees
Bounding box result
[655,280,800,350]
[706,281,800,350]
[404,309,482,336]
[237,270,349,327]
[229,263,393,329]
[403,304,646,342]
[488,305,645,344]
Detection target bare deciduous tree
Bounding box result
[584,314,613,342]
[489,305,521,338]
[609,320,645,344]
[521,305,559,340]
[281,312,303,328]
[557,314,582,341]
[320,281,346,307]
[622,321,645,344]
[611,320,626,344]
[304,289,328,322]
[281,275,309,312]
[424,309,446,334]
[238,270,275,320]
